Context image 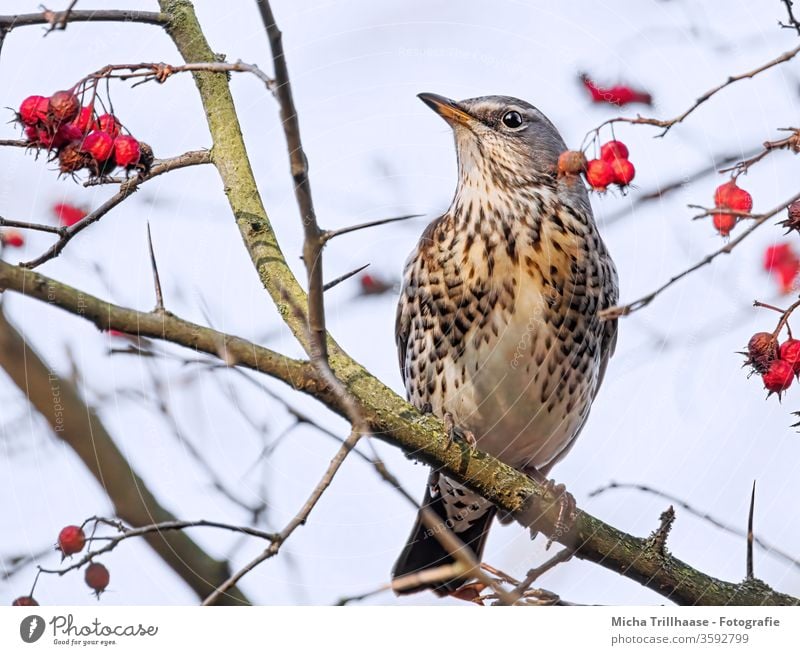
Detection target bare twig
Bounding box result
[321,213,422,243]
[780,0,800,35]
[21,150,211,268]
[323,263,370,292]
[584,43,800,142]
[589,481,800,570]
[600,190,800,319]
[0,9,165,32]
[510,548,573,600]
[145,223,165,312]
[747,482,756,580]
[719,128,800,177]
[42,0,78,35]
[0,216,64,235]
[648,506,676,556]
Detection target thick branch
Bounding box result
[0,310,249,604]
[1,261,796,605]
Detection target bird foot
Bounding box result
[443,412,477,449]
[523,467,576,550]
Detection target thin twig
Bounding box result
[146,222,164,312]
[584,43,800,142]
[21,150,211,268]
[589,481,800,570]
[321,213,422,243]
[780,0,800,35]
[42,0,78,35]
[747,482,756,580]
[510,548,573,600]
[323,263,370,292]
[0,9,165,31]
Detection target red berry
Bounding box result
[24,125,50,147]
[2,230,24,248]
[80,130,114,161]
[57,525,86,557]
[12,596,39,606]
[585,159,614,190]
[96,114,121,138]
[611,158,635,185]
[775,260,799,294]
[113,135,141,168]
[85,562,110,596]
[18,95,49,126]
[762,359,794,395]
[600,140,629,162]
[52,203,86,227]
[48,90,80,124]
[712,212,737,236]
[51,123,83,149]
[714,181,753,214]
[780,339,800,374]
[71,106,96,133]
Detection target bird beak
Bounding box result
[418,92,473,127]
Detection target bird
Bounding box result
[391,93,618,596]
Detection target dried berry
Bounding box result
[57,525,86,557]
[96,114,122,138]
[85,562,110,597]
[48,90,80,124]
[762,359,794,396]
[58,143,88,174]
[557,150,587,177]
[712,212,736,236]
[135,141,154,177]
[780,200,800,234]
[18,95,49,126]
[80,130,114,162]
[745,332,778,374]
[600,140,629,163]
[585,159,614,191]
[51,123,83,149]
[113,135,141,168]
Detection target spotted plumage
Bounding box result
[392,93,618,595]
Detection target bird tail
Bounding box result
[391,479,496,596]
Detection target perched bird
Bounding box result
[392,93,618,595]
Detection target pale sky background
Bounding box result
[1,0,799,605]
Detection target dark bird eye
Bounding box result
[501,110,523,128]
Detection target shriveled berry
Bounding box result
[80,130,114,162]
[763,359,794,395]
[85,562,110,596]
[745,332,778,374]
[557,150,587,177]
[585,159,614,190]
[611,158,635,185]
[780,339,800,375]
[113,135,141,168]
[71,106,96,133]
[12,596,39,606]
[2,230,25,248]
[57,525,86,557]
[135,142,154,176]
[58,143,88,174]
[600,140,629,162]
[48,90,80,124]
[18,95,49,126]
[96,114,121,138]
[712,212,737,236]
[714,181,753,214]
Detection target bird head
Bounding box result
[418,92,568,191]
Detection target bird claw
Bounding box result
[443,412,477,449]
[542,480,576,550]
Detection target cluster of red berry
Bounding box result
[585,141,635,191]
[745,332,800,397]
[16,91,152,178]
[710,180,753,236]
[11,524,110,604]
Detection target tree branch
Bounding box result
[0,9,166,32]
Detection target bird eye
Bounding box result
[501,110,523,129]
